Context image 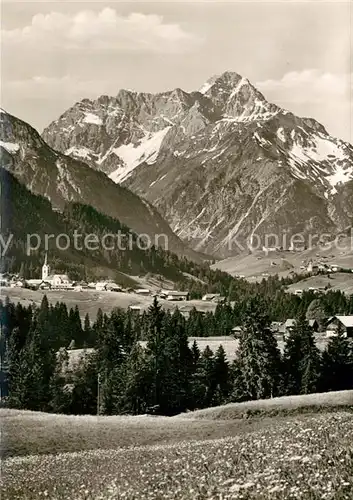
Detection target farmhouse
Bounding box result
[179,307,206,319]
[284,319,296,332]
[135,289,151,296]
[308,319,319,331]
[307,262,319,273]
[270,321,283,333]
[128,305,143,314]
[326,316,353,338]
[231,326,243,338]
[164,291,189,301]
[95,281,122,292]
[202,293,221,301]
[50,274,71,288]
[105,283,122,292]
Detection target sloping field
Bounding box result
[1,391,352,459]
[1,407,353,499]
[286,272,353,295]
[178,390,353,420]
[0,287,218,319]
[213,237,353,283]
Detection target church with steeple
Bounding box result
[42,252,50,281]
[40,253,71,288]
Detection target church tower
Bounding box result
[42,252,50,281]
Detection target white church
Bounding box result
[41,253,71,288]
[27,254,72,289]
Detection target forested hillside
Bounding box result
[0,168,318,297]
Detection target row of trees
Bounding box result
[3,295,353,416]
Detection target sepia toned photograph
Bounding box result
[0,0,352,498]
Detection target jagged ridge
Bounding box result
[41,72,353,257]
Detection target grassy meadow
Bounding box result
[1,391,353,499]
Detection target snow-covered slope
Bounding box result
[43,71,353,257]
[0,109,204,262]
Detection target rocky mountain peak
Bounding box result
[41,71,353,258]
[198,71,243,94]
[197,71,278,121]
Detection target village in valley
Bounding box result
[1,253,352,350]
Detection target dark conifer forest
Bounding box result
[2,293,353,416]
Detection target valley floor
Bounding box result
[1,391,353,499]
[0,287,218,319]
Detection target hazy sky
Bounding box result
[1,0,352,142]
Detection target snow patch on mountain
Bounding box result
[290,133,347,163]
[198,82,214,94]
[277,128,286,142]
[228,77,249,99]
[286,132,352,192]
[327,164,353,188]
[83,113,103,126]
[65,146,93,160]
[0,141,20,153]
[109,126,171,184]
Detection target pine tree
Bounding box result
[235,297,281,401]
[161,309,193,413]
[145,297,167,412]
[68,306,83,348]
[283,315,321,395]
[212,345,231,402]
[50,347,71,413]
[119,343,151,414]
[191,346,215,409]
[191,340,200,370]
[97,317,125,415]
[70,351,98,415]
[320,324,353,392]
[306,299,326,331]
[20,310,56,411]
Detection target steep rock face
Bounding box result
[42,88,218,182]
[0,109,204,262]
[42,72,353,257]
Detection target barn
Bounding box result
[326,316,353,338]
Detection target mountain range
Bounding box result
[0,109,202,263]
[42,71,353,258]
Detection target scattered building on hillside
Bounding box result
[128,305,143,314]
[231,326,243,338]
[162,290,189,301]
[284,318,319,334]
[326,316,353,338]
[308,319,319,332]
[95,282,107,291]
[179,306,207,319]
[270,321,283,333]
[135,289,151,296]
[9,279,26,288]
[50,274,71,288]
[26,279,44,289]
[284,319,296,332]
[95,281,123,292]
[202,293,220,301]
[307,262,319,273]
[105,283,122,292]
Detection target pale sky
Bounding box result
[1,0,352,142]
